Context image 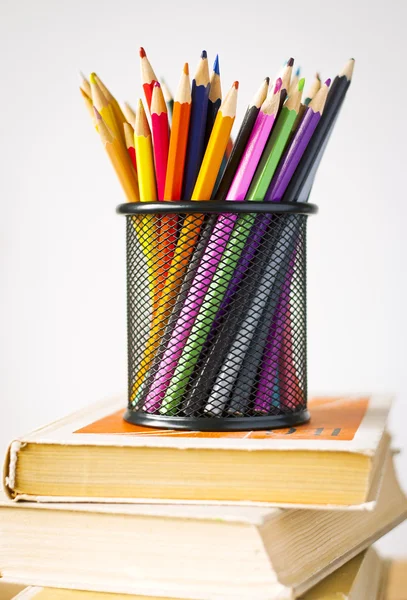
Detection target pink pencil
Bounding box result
[151,82,169,201]
[226,78,282,200]
[143,80,282,414]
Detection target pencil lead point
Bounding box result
[298,77,305,92]
[139,47,146,58]
[183,62,189,75]
[89,72,97,84]
[316,72,321,81]
[265,76,270,84]
[154,81,161,88]
[295,66,301,77]
[324,78,331,87]
[213,54,220,75]
[233,81,239,89]
[274,78,282,94]
[201,50,207,59]
[287,57,294,67]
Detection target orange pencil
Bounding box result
[160,63,191,284]
[140,47,158,111]
[150,82,169,201]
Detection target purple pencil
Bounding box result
[142,80,282,415]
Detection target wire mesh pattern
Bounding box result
[123,203,312,431]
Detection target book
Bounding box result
[0,452,406,599]
[385,560,407,600]
[5,548,386,600]
[3,395,391,507]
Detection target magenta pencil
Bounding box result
[150,82,169,200]
[226,78,282,200]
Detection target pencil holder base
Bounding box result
[124,408,310,432]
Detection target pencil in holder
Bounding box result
[117,201,317,431]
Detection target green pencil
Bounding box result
[161,80,305,415]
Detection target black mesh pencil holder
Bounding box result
[117,201,317,431]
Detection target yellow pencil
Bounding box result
[131,82,238,400]
[93,73,127,143]
[79,71,91,98]
[90,73,123,144]
[80,88,97,130]
[134,99,157,202]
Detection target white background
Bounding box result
[1,0,406,554]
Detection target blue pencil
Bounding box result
[204,54,222,148]
[182,50,211,200]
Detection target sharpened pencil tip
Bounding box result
[295,66,301,77]
[287,57,294,67]
[233,81,239,89]
[325,78,331,87]
[316,72,321,81]
[183,62,189,75]
[201,50,207,59]
[265,77,270,84]
[139,47,146,58]
[213,54,220,75]
[154,81,161,88]
[274,78,282,94]
[89,72,97,84]
[298,78,305,92]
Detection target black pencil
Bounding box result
[282,59,355,203]
[215,77,269,200]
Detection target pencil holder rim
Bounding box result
[116,201,318,216]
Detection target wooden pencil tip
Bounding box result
[183,63,189,75]
[137,98,144,109]
[316,72,321,81]
[139,47,146,58]
[233,81,239,89]
[201,50,207,59]
[274,78,282,94]
[298,77,305,92]
[287,57,294,67]
[265,77,270,84]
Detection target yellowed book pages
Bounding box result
[385,560,407,600]
[0,453,406,600]
[3,395,392,508]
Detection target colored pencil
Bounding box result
[288,66,301,96]
[80,88,97,129]
[304,73,321,105]
[142,82,238,412]
[139,47,158,110]
[124,122,137,172]
[150,82,169,201]
[134,99,157,202]
[89,73,123,144]
[204,54,222,148]
[94,109,139,203]
[160,78,174,121]
[123,102,136,128]
[163,63,192,200]
[79,71,91,98]
[215,77,269,201]
[182,50,211,200]
[93,73,127,142]
[283,60,354,204]
[156,80,282,415]
[204,81,330,415]
[183,80,303,414]
[279,57,294,104]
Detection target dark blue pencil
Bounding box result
[182,50,211,200]
[204,54,222,148]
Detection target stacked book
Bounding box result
[0,395,406,599]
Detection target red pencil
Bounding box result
[150,82,169,201]
[139,47,158,111]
